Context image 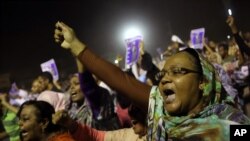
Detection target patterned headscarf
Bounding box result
[147,48,250,141]
[190,48,235,105]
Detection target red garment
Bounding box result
[116,103,132,128]
[47,132,75,141]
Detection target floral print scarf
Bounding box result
[147,48,250,141]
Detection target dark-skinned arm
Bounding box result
[78,48,151,111]
[54,21,151,112]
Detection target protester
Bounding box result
[67,67,120,130]
[54,22,250,141]
[226,15,250,117]
[38,71,62,92]
[0,94,20,141]
[17,100,75,141]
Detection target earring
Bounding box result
[199,84,204,90]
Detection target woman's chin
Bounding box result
[164,103,180,115]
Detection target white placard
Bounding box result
[124,36,143,68]
[40,59,59,81]
[190,28,205,49]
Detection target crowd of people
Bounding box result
[0,15,250,141]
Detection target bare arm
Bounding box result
[54,21,151,111]
[0,94,18,114]
[53,110,105,141]
[78,48,151,111]
[0,131,9,140]
[203,42,214,54]
[226,16,250,56]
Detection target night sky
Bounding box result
[1,0,250,82]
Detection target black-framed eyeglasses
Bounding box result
[155,67,200,81]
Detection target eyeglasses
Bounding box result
[131,120,139,125]
[155,67,200,81]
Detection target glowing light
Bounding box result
[228,9,232,16]
[123,27,143,39]
[114,59,119,64]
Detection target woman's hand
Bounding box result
[52,110,72,128]
[52,110,79,133]
[226,16,238,34]
[54,21,86,56]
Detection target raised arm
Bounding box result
[0,94,18,114]
[54,22,151,111]
[53,110,105,141]
[226,16,250,56]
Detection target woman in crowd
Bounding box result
[227,15,250,117]
[17,100,75,141]
[54,22,250,141]
[67,57,121,130]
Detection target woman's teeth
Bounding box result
[21,131,28,137]
[71,92,77,96]
[163,89,175,103]
[165,94,175,104]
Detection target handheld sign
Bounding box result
[125,35,143,68]
[190,28,205,49]
[40,58,59,81]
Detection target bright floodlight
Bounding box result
[228,9,232,16]
[123,27,142,39]
[114,59,119,64]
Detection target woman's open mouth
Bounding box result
[21,130,28,138]
[163,89,176,104]
[70,91,78,97]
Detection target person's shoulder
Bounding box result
[48,131,75,141]
[216,104,250,124]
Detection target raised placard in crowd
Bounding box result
[40,58,59,81]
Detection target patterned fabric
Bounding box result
[147,49,250,141]
[69,100,93,127]
[213,63,242,108]
[79,71,121,130]
[1,109,20,141]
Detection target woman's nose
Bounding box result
[18,120,23,126]
[160,74,172,85]
[69,85,75,90]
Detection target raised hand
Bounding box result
[54,21,86,56]
[52,110,79,133]
[226,16,238,34]
[52,110,72,127]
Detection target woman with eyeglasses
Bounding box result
[54,22,250,141]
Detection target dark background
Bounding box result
[1,0,250,84]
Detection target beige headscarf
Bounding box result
[37,90,69,111]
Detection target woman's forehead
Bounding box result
[21,105,37,114]
[164,52,197,68]
[70,76,79,82]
